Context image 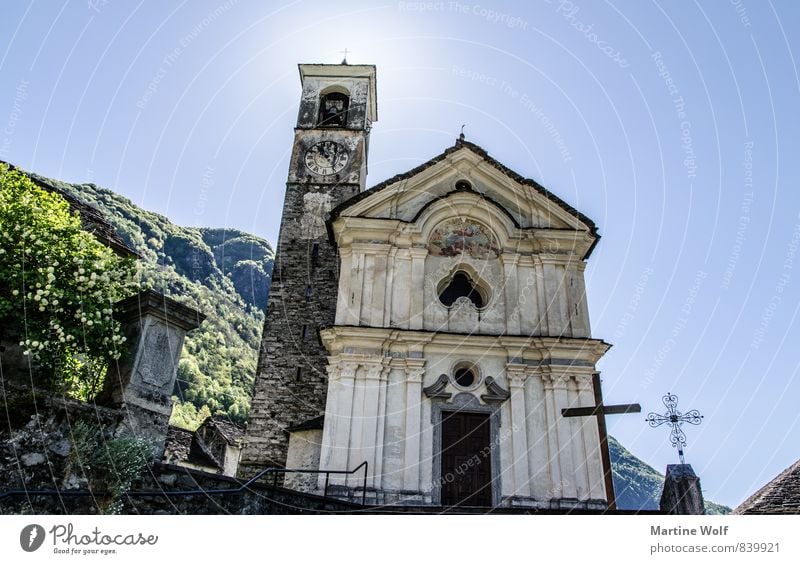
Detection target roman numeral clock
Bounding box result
[304,140,349,177]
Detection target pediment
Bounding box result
[330,139,598,244]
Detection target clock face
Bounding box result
[304,141,349,176]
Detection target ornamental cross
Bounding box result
[561,373,641,511]
[646,392,703,464]
[340,48,349,64]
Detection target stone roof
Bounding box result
[204,416,245,445]
[0,160,137,258]
[733,458,800,514]
[164,425,222,471]
[164,426,193,463]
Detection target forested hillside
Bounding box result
[35,174,273,429]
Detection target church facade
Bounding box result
[241,62,613,510]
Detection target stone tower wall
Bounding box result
[239,180,358,473]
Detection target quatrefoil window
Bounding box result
[438,271,486,309]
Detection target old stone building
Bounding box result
[241,62,613,510]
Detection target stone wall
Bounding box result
[0,382,122,510]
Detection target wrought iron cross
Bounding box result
[340,48,350,64]
[646,392,703,464]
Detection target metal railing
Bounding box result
[252,461,369,506]
[0,461,370,506]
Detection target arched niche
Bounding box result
[416,192,516,252]
[427,217,501,259]
[318,85,350,127]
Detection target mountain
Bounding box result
[34,174,273,429]
[610,436,730,514]
[42,175,728,512]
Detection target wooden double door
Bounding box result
[441,411,492,507]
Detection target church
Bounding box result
[240,61,615,510]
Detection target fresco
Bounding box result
[428,219,500,258]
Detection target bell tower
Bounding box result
[240,63,378,473]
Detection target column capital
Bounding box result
[540,372,570,390]
[365,362,385,381]
[500,254,521,267]
[574,373,594,392]
[338,361,359,381]
[409,247,429,260]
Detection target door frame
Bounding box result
[431,393,503,507]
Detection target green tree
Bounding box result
[0,165,136,397]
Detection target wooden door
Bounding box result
[441,412,492,506]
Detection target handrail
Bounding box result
[0,461,370,506]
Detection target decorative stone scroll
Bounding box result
[423,374,452,400]
[481,376,511,403]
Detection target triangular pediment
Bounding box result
[330,139,599,244]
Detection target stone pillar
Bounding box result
[506,364,530,497]
[409,248,428,330]
[99,290,204,459]
[576,374,606,501]
[552,372,578,499]
[361,362,384,489]
[501,255,521,335]
[323,361,358,485]
[541,372,563,499]
[660,464,705,515]
[402,360,425,492]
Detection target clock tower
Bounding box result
[240,63,378,473]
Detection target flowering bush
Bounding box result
[0,164,136,397]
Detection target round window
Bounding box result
[451,362,480,389]
[454,367,475,387]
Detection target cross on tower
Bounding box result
[561,373,641,511]
[340,48,350,64]
[646,392,703,464]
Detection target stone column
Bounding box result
[409,248,428,330]
[552,372,578,499]
[336,247,353,324]
[373,362,389,491]
[541,372,563,499]
[506,364,531,497]
[576,374,606,501]
[360,362,384,489]
[501,255,521,335]
[660,464,705,515]
[392,249,412,328]
[533,257,549,335]
[567,375,590,499]
[321,361,358,485]
[100,290,204,459]
[348,250,365,325]
[402,360,425,492]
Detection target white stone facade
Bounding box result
[298,143,610,509]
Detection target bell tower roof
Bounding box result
[298,63,378,123]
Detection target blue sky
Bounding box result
[2,1,799,508]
